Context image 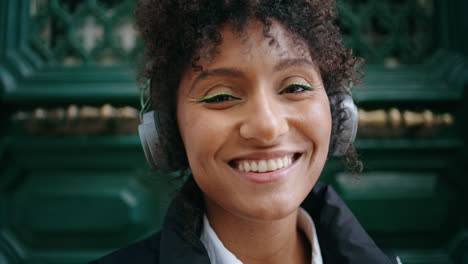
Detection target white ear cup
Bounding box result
[329,94,359,156]
[138,111,160,169]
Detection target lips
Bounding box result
[229,153,302,173]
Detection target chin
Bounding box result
[233,193,306,222]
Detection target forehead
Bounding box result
[183,20,313,80]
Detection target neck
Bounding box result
[205,200,311,264]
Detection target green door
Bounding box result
[1,0,467,263]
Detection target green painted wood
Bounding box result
[1,0,455,105]
[353,51,468,103]
[0,135,176,263]
[0,0,467,263]
[0,0,140,105]
[336,0,434,65]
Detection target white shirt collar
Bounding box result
[297,207,323,264]
[200,207,323,264]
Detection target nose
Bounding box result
[239,94,289,145]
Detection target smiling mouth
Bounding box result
[228,153,302,173]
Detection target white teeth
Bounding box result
[236,154,297,172]
[267,159,277,171]
[251,161,258,172]
[243,162,250,171]
[277,158,283,168]
[258,160,267,172]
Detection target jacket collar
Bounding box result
[159,181,393,264]
[303,182,393,264]
[159,181,210,264]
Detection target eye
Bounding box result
[278,83,314,95]
[192,92,243,104]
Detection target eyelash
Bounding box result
[193,83,313,104]
[278,83,314,94]
[192,92,243,103]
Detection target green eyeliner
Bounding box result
[288,82,314,89]
[190,92,243,102]
[278,82,314,94]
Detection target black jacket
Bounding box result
[91,182,398,264]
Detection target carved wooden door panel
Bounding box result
[0,0,467,263]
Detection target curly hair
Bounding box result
[134,0,364,244]
[135,0,363,173]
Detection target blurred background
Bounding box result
[0,0,467,263]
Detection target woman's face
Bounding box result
[177,20,331,221]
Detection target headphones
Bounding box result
[138,79,358,170]
[328,93,359,157]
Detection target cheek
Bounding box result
[311,102,332,143]
[177,106,227,169]
[177,109,235,200]
[293,97,332,148]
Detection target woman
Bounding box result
[92,0,398,263]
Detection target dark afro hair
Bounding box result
[134,0,364,175]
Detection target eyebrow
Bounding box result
[190,68,245,92]
[273,58,316,72]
